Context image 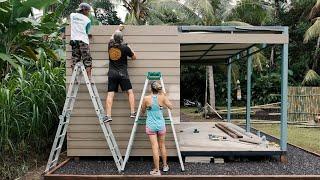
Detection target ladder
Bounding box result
[44,62,123,173]
[122,72,185,171]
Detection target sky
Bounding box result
[111,0,239,22]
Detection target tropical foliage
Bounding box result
[1,0,320,178]
[0,0,67,178]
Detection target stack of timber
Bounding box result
[215,123,263,145]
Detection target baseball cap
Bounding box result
[77,3,91,11]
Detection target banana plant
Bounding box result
[0,0,66,78]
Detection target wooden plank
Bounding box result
[67,148,178,156]
[65,25,178,36]
[70,84,180,93]
[66,59,180,68]
[67,140,176,149]
[68,132,174,139]
[179,33,289,44]
[68,124,175,133]
[44,174,320,180]
[69,108,180,117]
[68,91,180,100]
[88,36,179,44]
[66,75,180,84]
[67,67,180,76]
[73,99,180,109]
[66,43,180,52]
[66,51,180,60]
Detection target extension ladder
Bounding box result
[44,62,123,173]
[122,72,185,171]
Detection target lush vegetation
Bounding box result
[0,0,121,178]
[0,0,68,178]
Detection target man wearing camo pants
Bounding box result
[70,3,92,77]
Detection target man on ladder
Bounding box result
[44,4,124,173]
[104,26,137,122]
[70,2,93,78]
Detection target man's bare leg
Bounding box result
[127,89,135,115]
[106,92,115,118]
[86,67,92,80]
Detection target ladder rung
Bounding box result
[58,134,65,138]
[55,146,62,151]
[61,121,69,125]
[51,158,58,164]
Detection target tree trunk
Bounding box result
[270,46,275,68]
[208,65,216,109]
[312,36,320,72]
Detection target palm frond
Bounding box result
[304,17,320,43]
[302,69,320,86]
[308,0,320,21]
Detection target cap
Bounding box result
[77,3,91,11]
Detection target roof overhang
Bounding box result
[179,26,289,65]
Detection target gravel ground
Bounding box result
[55,132,320,175]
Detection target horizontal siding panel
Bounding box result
[67,67,180,76]
[67,148,178,156]
[70,108,180,117]
[67,51,180,60]
[91,36,179,44]
[68,124,174,133]
[67,140,176,149]
[66,43,180,52]
[68,83,180,93]
[66,83,180,92]
[73,100,180,109]
[68,115,180,124]
[68,132,174,140]
[65,35,179,44]
[66,75,180,84]
[67,25,180,157]
[65,25,178,36]
[66,59,180,68]
[69,91,180,100]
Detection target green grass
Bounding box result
[252,124,320,154]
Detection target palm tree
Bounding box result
[303,0,320,85]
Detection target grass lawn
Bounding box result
[252,124,320,154]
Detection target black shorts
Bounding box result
[108,76,132,92]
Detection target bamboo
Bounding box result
[288,87,320,123]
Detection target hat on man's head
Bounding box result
[77,2,91,11]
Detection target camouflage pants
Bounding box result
[71,41,92,68]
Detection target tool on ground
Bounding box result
[122,72,185,171]
[44,62,123,173]
[208,134,227,141]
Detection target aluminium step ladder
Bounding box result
[122,72,185,171]
[44,62,123,173]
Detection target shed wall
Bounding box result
[65,26,180,156]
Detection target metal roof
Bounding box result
[179,26,288,64]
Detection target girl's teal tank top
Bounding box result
[146,95,165,131]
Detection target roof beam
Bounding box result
[197,44,216,61]
[179,33,289,44]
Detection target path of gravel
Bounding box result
[55,133,320,175]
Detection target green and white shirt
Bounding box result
[70,13,91,44]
